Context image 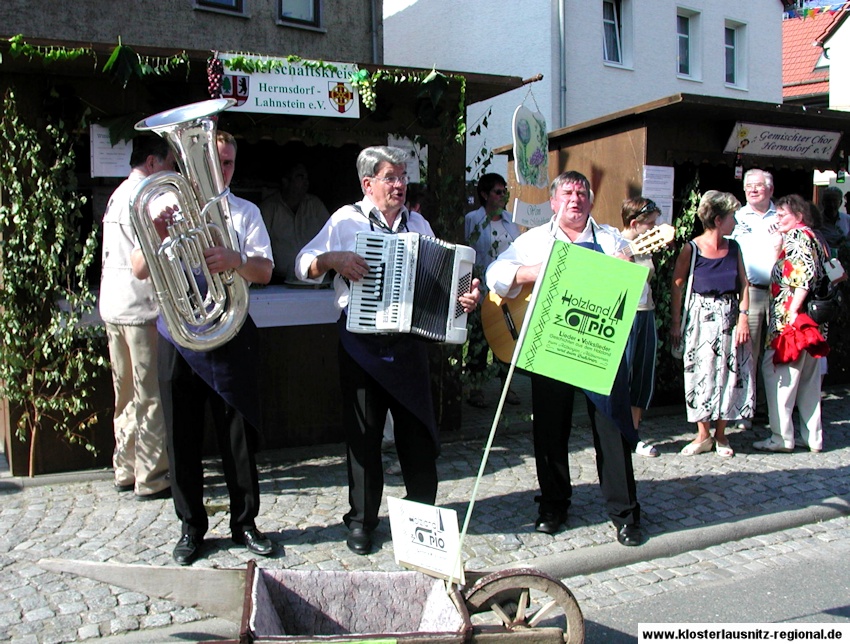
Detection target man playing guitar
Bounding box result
[485,170,645,547]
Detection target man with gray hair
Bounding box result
[730,168,779,426]
[296,146,481,556]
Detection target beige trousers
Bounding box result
[762,348,823,451]
[106,323,170,494]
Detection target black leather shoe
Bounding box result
[346,528,373,555]
[616,524,644,547]
[173,534,203,565]
[535,512,566,535]
[233,527,274,556]
[135,487,172,501]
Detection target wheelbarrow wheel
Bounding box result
[463,568,585,644]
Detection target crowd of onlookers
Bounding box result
[667,170,842,458]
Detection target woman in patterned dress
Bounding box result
[753,194,827,453]
[670,191,755,457]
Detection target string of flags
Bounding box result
[785,2,850,19]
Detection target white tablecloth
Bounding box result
[249,285,338,328]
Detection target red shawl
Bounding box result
[770,312,830,364]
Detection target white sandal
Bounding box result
[715,440,735,458]
[681,437,714,456]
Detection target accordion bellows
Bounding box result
[347,231,475,344]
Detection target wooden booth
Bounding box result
[501,92,850,227]
[0,39,524,474]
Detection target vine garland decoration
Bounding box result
[6,35,190,86]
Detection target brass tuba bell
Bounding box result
[130,98,249,352]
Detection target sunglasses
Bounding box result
[492,189,508,196]
[636,200,659,217]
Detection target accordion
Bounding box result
[346,231,476,344]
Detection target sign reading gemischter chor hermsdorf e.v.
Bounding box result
[517,242,648,396]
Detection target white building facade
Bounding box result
[826,18,850,112]
[385,0,784,178]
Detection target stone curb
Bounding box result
[503,494,850,580]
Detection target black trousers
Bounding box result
[158,339,261,538]
[338,344,438,532]
[529,372,640,527]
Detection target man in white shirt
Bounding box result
[260,163,330,284]
[133,131,275,566]
[729,169,780,425]
[486,171,643,547]
[296,146,480,556]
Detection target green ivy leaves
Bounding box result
[6,35,189,88]
[0,89,107,475]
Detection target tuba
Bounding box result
[130,98,249,352]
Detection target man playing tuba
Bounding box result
[132,131,275,565]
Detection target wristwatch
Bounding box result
[239,251,248,268]
[739,309,749,315]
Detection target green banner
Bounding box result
[516,241,648,395]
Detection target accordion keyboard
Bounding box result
[347,231,475,344]
[349,233,415,332]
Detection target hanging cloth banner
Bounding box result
[515,241,647,395]
[511,103,553,228]
[218,54,361,119]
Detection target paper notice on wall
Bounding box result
[388,135,426,184]
[90,124,132,178]
[642,165,675,225]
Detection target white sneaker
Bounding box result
[752,437,793,453]
[635,441,659,457]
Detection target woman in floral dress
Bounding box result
[754,194,827,453]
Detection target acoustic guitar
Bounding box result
[481,224,675,363]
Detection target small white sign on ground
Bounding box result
[387,497,464,584]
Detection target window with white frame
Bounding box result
[676,8,701,79]
[280,0,321,28]
[603,0,632,66]
[725,20,746,87]
[196,0,245,15]
[603,0,623,63]
[677,14,691,75]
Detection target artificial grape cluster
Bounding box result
[358,82,376,111]
[207,57,224,98]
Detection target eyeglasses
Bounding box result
[745,182,767,190]
[636,200,658,217]
[371,174,409,186]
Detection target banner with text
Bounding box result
[724,122,841,161]
[517,242,647,395]
[219,55,360,119]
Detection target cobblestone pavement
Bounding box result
[1,378,849,643]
